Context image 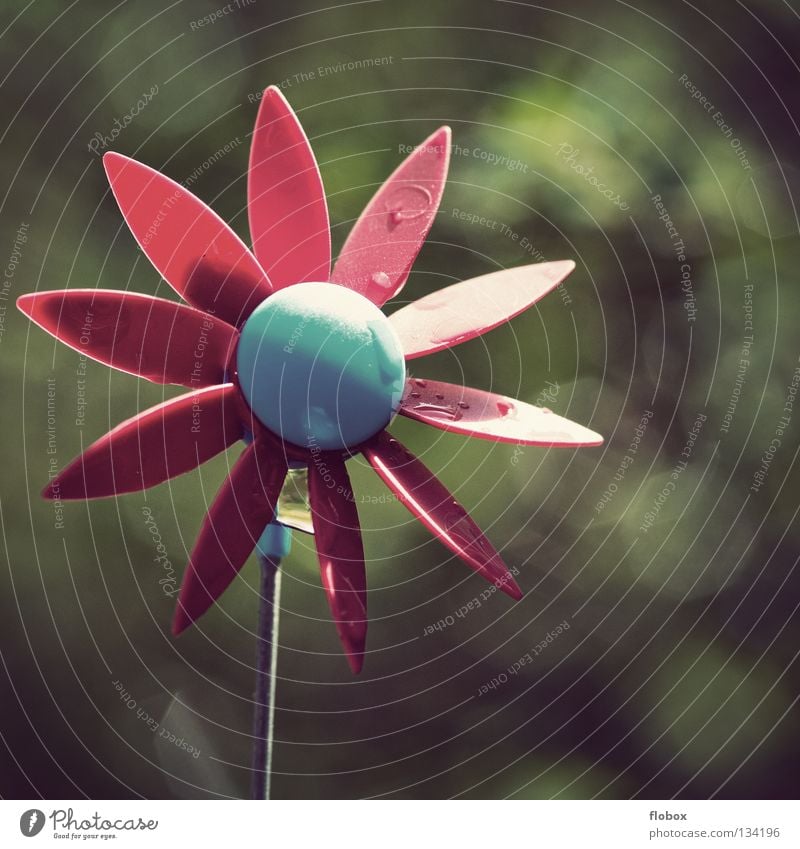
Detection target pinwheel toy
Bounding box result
[18,86,602,798]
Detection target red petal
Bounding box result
[362,431,521,599]
[330,127,450,305]
[103,152,272,325]
[399,378,603,447]
[172,440,288,634]
[43,385,243,500]
[308,454,367,674]
[17,289,236,386]
[248,86,331,288]
[390,261,576,359]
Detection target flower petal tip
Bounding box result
[547,259,576,280]
[570,426,604,448]
[426,125,451,155]
[102,152,133,192]
[101,150,127,176]
[344,648,364,675]
[171,605,191,637]
[40,476,85,501]
[578,424,604,447]
[336,623,366,675]
[492,567,523,600]
[262,84,286,102]
[16,293,35,317]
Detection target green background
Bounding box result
[1,0,798,799]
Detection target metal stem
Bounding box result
[251,554,281,800]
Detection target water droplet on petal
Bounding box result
[443,506,483,551]
[413,293,451,312]
[496,400,516,418]
[413,402,462,421]
[385,184,433,225]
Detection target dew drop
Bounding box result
[413,402,462,421]
[385,184,433,225]
[413,292,451,312]
[444,504,468,529]
[444,506,479,547]
[371,271,392,290]
[496,400,516,418]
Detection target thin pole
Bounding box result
[251,554,281,800]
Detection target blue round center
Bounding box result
[236,281,407,451]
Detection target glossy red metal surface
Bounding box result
[248,86,331,288]
[389,261,576,359]
[399,378,603,447]
[43,385,243,500]
[308,454,367,674]
[331,127,451,305]
[18,289,236,386]
[172,440,288,634]
[14,90,608,676]
[362,431,522,599]
[104,152,272,326]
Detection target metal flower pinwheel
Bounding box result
[18,86,602,798]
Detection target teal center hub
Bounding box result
[236,281,407,451]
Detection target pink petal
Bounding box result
[18,289,236,386]
[103,152,272,326]
[44,385,244,500]
[308,453,367,674]
[248,86,331,288]
[330,127,451,305]
[362,431,521,599]
[172,440,288,634]
[390,261,576,359]
[399,378,603,446]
